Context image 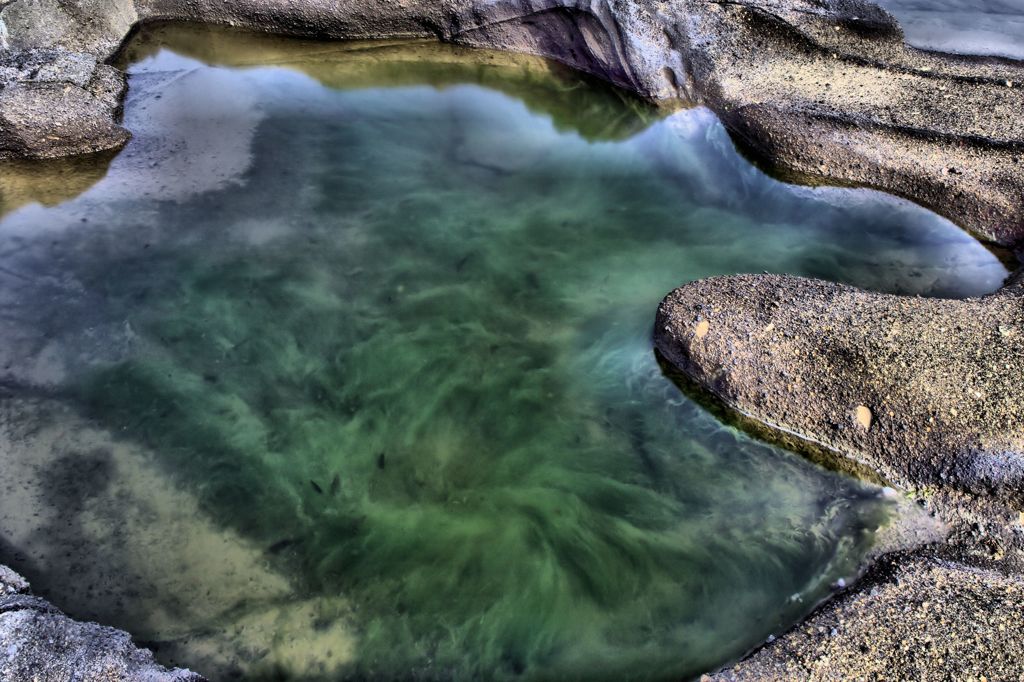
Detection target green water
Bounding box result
[0,25,1008,681]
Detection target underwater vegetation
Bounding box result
[0,30,1007,680]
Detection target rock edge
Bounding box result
[1,566,205,681]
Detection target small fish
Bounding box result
[329,474,341,496]
[310,480,324,494]
[377,452,386,470]
[267,538,299,554]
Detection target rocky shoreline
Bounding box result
[658,274,1024,678]
[1,565,201,681]
[2,0,1023,679]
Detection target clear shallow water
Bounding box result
[0,25,1009,681]
[875,0,1024,60]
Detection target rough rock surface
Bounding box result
[2,0,1024,680]
[1,0,137,56]
[674,0,1024,245]
[706,548,1024,681]
[0,566,204,681]
[657,275,1024,507]
[0,48,128,159]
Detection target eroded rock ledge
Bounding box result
[0,48,128,158]
[2,0,1024,680]
[658,275,1024,508]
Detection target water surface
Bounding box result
[0,25,1008,681]
[876,0,1024,60]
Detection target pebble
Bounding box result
[854,405,872,430]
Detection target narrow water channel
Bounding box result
[0,24,1008,681]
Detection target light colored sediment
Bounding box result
[2,0,1024,679]
[0,397,359,680]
